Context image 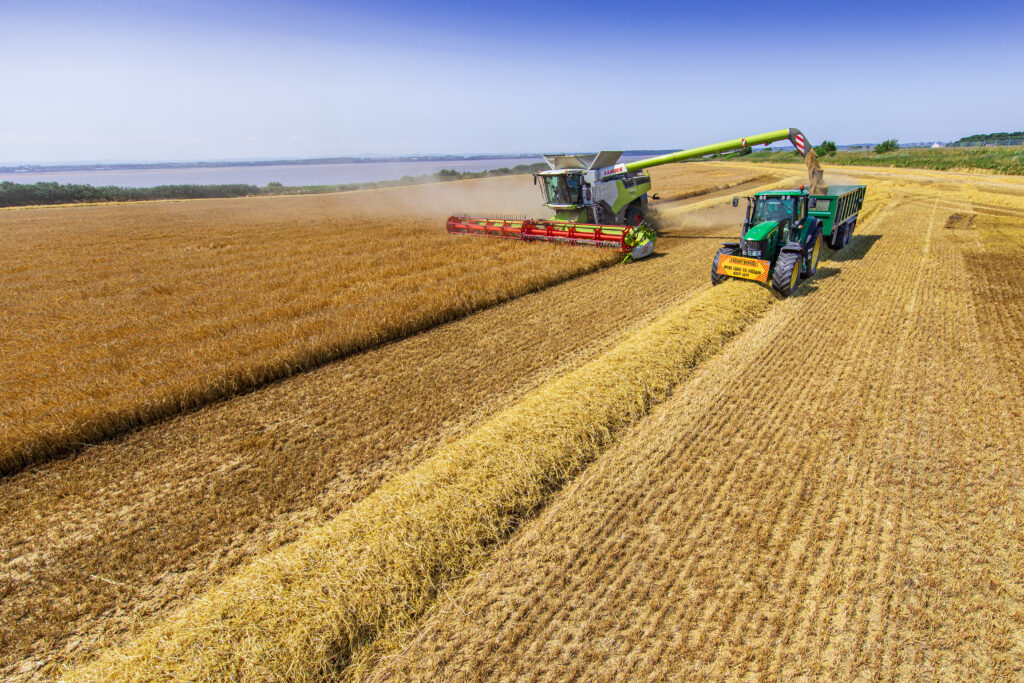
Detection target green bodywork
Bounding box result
[743,220,780,242]
[553,208,588,221]
[612,177,651,213]
[807,185,866,236]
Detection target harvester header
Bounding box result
[446,127,814,263]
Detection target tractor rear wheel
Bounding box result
[801,230,823,278]
[771,250,802,297]
[711,246,737,286]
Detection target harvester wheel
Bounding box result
[771,249,801,297]
[625,204,644,226]
[801,230,823,278]
[711,246,737,286]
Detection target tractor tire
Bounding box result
[801,229,823,278]
[771,249,802,297]
[625,204,644,226]
[711,246,737,286]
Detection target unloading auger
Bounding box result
[446,128,814,262]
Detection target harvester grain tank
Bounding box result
[712,185,867,296]
[446,128,814,263]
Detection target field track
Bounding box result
[0,164,776,679]
[71,278,775,682]
[367,179,1024,680]
[4,163,1023,680]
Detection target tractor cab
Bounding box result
[730,189,816,260]
[751,195,796,224]
[738,189,814,244]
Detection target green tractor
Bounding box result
[712,185,866,296]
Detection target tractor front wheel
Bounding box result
[801,230,823,278]
[711,246,737,286]
[771,250,802,297]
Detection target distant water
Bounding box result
[0,155,652,189]
[0,158,540,189]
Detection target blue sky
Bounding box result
[1,0,1022,162]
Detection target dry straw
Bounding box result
[68,280,774,682]
[0,191,620,478]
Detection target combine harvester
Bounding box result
[446,128,816,263]
[712,184,867,296]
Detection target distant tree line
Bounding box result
[0,181,261,207]
[0,163,548,208]
[956,131,1024,143]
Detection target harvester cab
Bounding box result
[447,128,815,263]
[534,151,651,226]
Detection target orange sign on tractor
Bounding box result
[716,255,770,282]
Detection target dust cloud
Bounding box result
[343,174,552,221]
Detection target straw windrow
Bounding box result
[68,279,775,682]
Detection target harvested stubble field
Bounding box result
[368,173,1024,680]
[4,161,1023,681]
[0,162,769,680]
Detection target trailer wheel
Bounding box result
[801,230,823,278]
[828,223,846,250]
[771,250,801,297]
[711,246,737,286]
[831,219,855,249]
